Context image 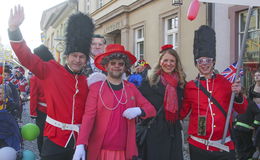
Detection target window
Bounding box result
[51,33,55,49]
[56,30,60,38]
[134,27,144,60]
[86,0,90,13]
[97,0,103,9]
[164,15,179,49]
[238,8,260,90]
[239,8,260,63]
[60,24,64,37]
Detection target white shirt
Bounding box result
[89,56,102,73]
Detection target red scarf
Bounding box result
[161,71,179,122]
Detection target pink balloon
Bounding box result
[187,0,200,21]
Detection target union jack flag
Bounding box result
[221,62,243,83]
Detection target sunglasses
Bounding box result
[196,58,214,65]
[109,61,125,67]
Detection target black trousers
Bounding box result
[254,127,260,148]
[189,144,236,160]
[41,150,74,160]
[36,110,47,155]
[41,137,75,160]
[233,129,255,160]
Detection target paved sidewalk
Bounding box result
[20,101,40,160]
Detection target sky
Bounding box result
[0,0,65,50]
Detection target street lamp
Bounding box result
[172,0,183,6]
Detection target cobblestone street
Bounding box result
[20,102,190,160]
[20,102,40,160]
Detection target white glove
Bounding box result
[123,107,142,119]
[73,144,86,160]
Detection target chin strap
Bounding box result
[65,64,83,75]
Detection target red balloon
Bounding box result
[187,0,200,21]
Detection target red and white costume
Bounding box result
[29,75,46,117]
[180,74,248,151]
[10,41,88,147]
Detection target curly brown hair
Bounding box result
[100,53,132,71]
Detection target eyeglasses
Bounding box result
[196,58,214,65]
[91,42,104,47]
[109,61,125,67]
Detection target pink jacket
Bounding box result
[77,80,156,160]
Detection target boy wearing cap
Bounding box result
[8,5,94,160]
[73,44,156,160]
[180,25,248,160]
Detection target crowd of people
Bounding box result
[0,61,30,159]
[0,4,259,160]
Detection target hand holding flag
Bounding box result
[221,61,243,83]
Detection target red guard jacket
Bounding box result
[180,74,248,151]
[10,40,88,147]
[29,75,47,117]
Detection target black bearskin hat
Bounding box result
[34,45,54,62]
[64,12,94,57]
[193,25,216,64]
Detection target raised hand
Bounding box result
[8,5,24,31]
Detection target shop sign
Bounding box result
[104,21,122,34]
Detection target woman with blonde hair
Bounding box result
[138,44,186,160]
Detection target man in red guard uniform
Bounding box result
[73,44,156,160]
[29,44,55,157]
[8,5,94,160]
[180,25,248,160]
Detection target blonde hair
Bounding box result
[148,49,186,88]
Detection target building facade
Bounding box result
[40,0,78,64]
[213,4,260,91]
[78,0,207,80]
[42,0,260,86]
[42,0,211,80]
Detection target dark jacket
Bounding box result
[138,79,184,160]
[234,100,260,132]
[0,110,22,151]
